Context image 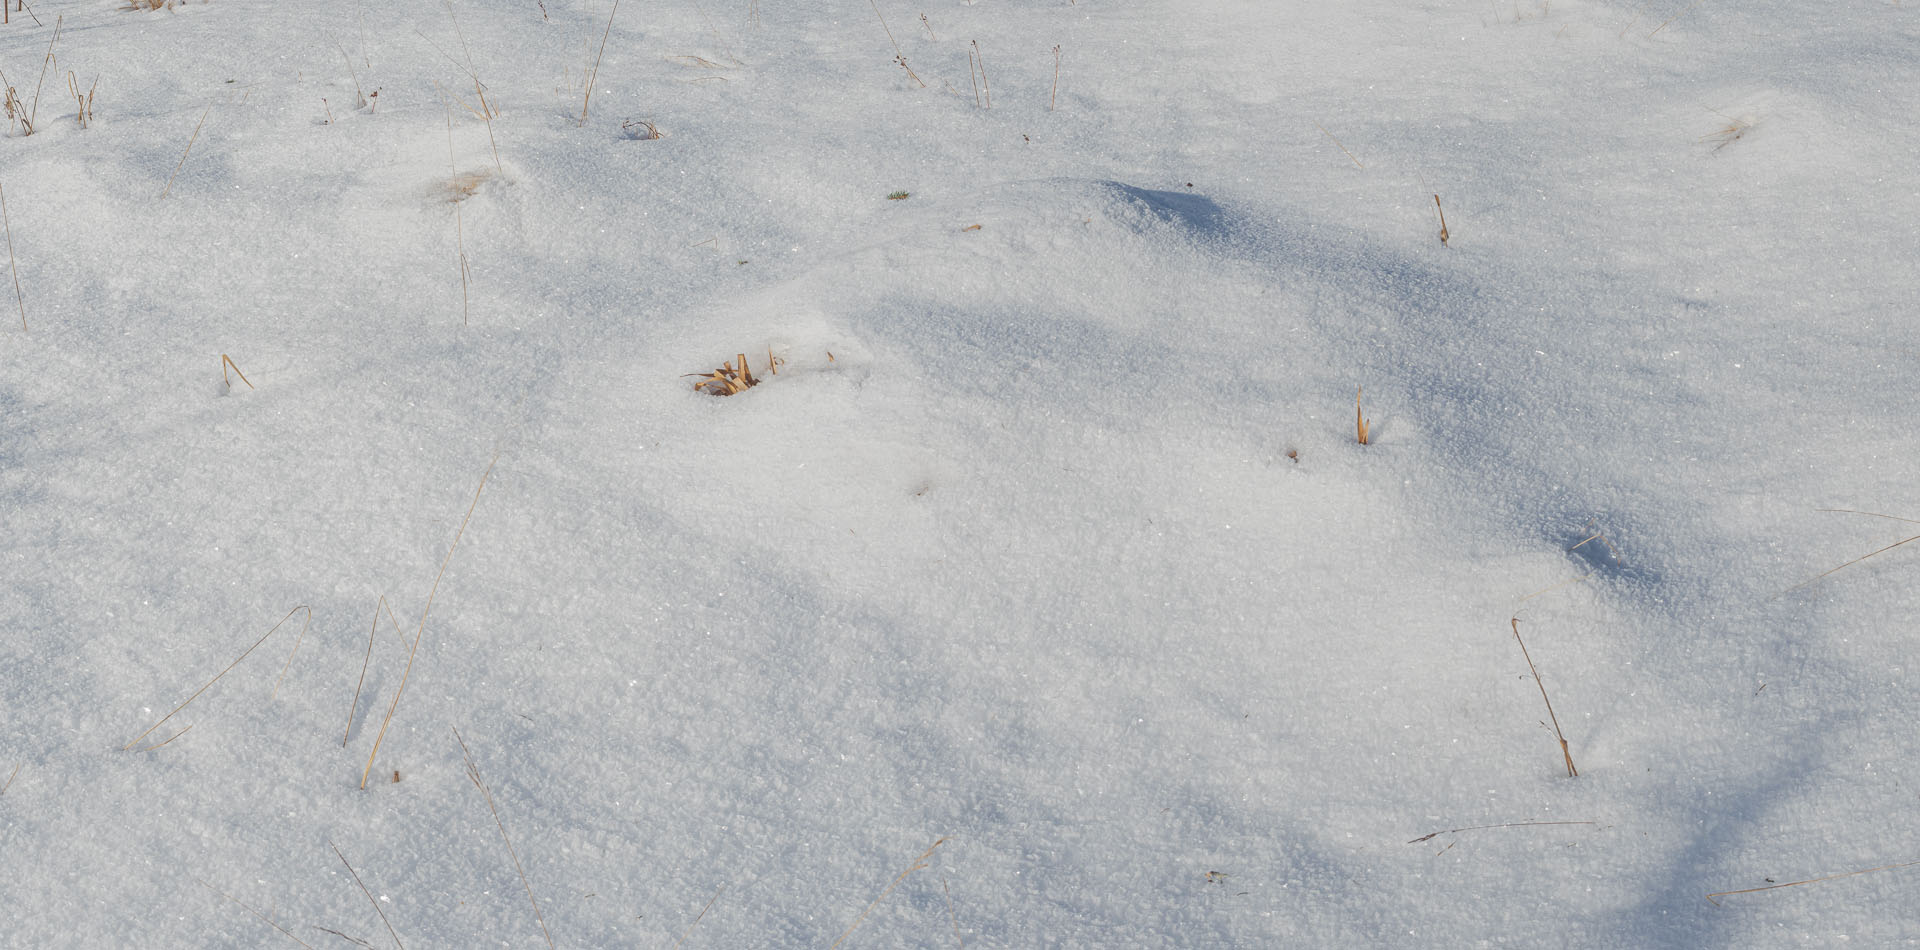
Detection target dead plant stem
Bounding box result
[580,0,622,124]
[123,606,312,751]
[671,885,724,950]
[455,728,554,949]
[330,839,404,949]
[1707,860,1920,905]
[1511,618,1577,777]
[357,452,499,789]
[1,181,23,331]
[162,105,212,199]
[832,838,949,949]
[28,14,60,132]
[1314,121,1364,169]
[197,878,319,950]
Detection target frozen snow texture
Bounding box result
[2,0,1919,946]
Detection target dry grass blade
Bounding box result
[343,596,401,746]
[1511,618,1577,777]
[443,0,502,174]
[1408,820,1597,844]
[1706,859,1920,905]
[1314,120,1364,169]
[67,71,96,128]
[580,0,623,124]
[162,104,212,199]
[2,73,29,136]
[197,877,320,950]
[1818,508,1920,526]
[7,0,42,28]
[442,105,472,325]
[942,879,962,947]
[455,728,554,949]
[1050,45,1062,112]
[221,354,255,390]
[832,837,949,950]
[330,839,404,949]
[358,451,499,788]
[1355,387,1370,445]
[1434,194,1450,246]
[28,14,61,132]
[123,605,312,752]
[971,40,989,106]
[1700,115,1751,150]
[2,762,21,794]
[1,181,23,332]
[269,606,314,701]
[1783,509,1920,595]
[1568,518,1627,563]
[136,723,194,752]
[671,885,724,950]
[1649,0,1706,37]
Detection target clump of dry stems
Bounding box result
[67,71,95,128]
[2,77,29,136]
[686,349,780,395]
[1700,113,1752,151]
[1355,387,1371,445]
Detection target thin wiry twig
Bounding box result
[2,762,20,794]
[330,839,404,950]
[1511,618,1577,777]
[670,885,724,950]
[311,927,374,949]
[1408,820,1597,844]
[455,728,554,949]
[1707,859,1920,905]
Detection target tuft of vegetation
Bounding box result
[887,190,910,201]
[1355,387,1370,445]
[686,349,781,395]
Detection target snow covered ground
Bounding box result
[3,0,1918,945]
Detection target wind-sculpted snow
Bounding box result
[1,1,1917,947]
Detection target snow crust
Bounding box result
[3,0,1919,945]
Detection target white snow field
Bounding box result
[3,0,1919,946]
